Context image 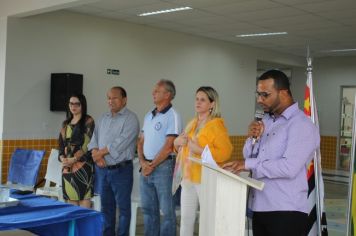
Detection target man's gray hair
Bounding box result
[158,79,176,99]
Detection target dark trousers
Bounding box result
[252,211,308,236]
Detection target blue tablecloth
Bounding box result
[0,193,103,236]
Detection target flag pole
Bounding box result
[307,47,323,235]
[346,95,356,236]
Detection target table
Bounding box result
[0,192,103,236]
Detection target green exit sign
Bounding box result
[112,69,120,75]
[106,68,120,76]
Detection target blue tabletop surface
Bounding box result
[0,192,103,236]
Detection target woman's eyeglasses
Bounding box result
[255,91,272,99]
[69,102,81,107]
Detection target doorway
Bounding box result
[338,86,356,170]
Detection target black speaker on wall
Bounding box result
[50,73,83,111]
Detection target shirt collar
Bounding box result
[152,103,172,116]
[269,102,299,120]
[106,106,127,117]
[282,102,299,119]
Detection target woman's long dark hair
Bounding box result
[63,93,88,132]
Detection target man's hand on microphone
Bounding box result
[223,160,246,174]
[248,120,265,140]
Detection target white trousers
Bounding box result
[180,180,201,236]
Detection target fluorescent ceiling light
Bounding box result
[321,48,356,53]
[236,32,288,37]
[138,7,192,16]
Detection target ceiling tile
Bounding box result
[227,6,306,22]
[121,16,162,25]
[293,0,356,13]
[270,0,329,6]
[159,0,243,8]
[87,0,161,10]
[336,17,356,26]
[66,0,356,57]
[117,2,183,15]
[253,14,339,28]
[201,0,282,15]
[314,8,356,20]
[143,8,216,21]
[291,26,355,38]
[69,5,106,14]
[94,11,136,20]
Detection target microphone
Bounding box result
[252,109,264,144]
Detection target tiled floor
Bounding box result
[324,181,348,236]
[134,209,199,236]
[0,230,35,235]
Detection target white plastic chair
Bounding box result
[129,158,141,236]
[92,194,101,211]
[129,158,183,236]
[36,149,63,201]
[91,163,102,211]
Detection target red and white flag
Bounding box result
[304,55,328,236]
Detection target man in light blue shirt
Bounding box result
[224,70,320,236]
[88,86,139,236]
[138,79,182,236]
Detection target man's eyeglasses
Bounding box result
[69,102,81,107]
[255,91,272,99]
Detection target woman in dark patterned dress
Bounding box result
[58,93,95,208]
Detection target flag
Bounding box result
[347,95,356,236]
[351,150,356,236]
[304,55,328,236]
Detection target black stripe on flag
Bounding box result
[306,198,329,235]
[306,205,317,233]
[321,212,328,236]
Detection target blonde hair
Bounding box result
[196,86,221,118]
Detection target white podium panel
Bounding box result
[190,157,264,236]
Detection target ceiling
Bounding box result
[68,0,356,57]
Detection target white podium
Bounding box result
[190,157,264,236]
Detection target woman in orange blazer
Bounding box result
[174,86,233,236]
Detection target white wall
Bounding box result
[291,67,307,109]
[312,57,356,136]
[4,10,305,139]
[284,57,356,137]
[0,17,7,136]
[0,16,7,182]
[0,0,96,17]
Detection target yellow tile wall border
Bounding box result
[319,136,337,170]
[229,135,337,170]
[229,136,248,160]
[0,140,2,176]
[0,136,338,184]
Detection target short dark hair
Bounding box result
[111,86,127,98]
[258,69,292,96]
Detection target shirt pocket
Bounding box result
[109,117,125,137]
[264,127,287,159]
